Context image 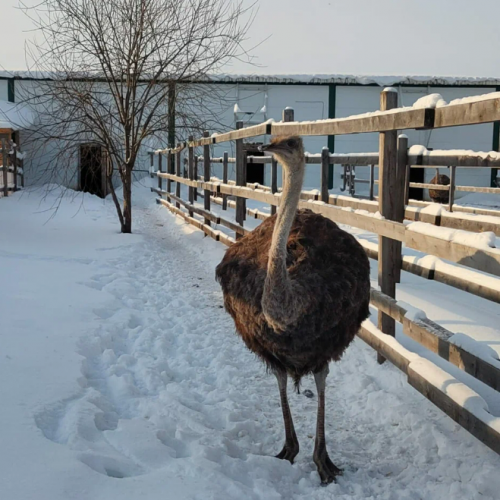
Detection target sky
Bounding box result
[2,0,500,78]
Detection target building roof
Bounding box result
[1,71,500,87]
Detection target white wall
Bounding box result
[204,84,329,188]
[0,80,9,101]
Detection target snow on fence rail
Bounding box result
[0,140,24,198]
[151,88,500,456]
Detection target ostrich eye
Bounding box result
[287,139,296,148]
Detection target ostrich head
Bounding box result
[260,136,304,172]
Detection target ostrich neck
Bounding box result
[262,159,305,330]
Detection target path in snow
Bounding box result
[29,184,500,499]
[2,182,500,499]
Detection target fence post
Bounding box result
[175,144,181,209]
[20,156,24,188]
[321,147,330,203]
[203,131,211,225]
[369,164,375,201]
[283,107,294,123]
[2,139,8,197]
[194,154,198,201]
[12,142,18,192]
[404,162,411,206]
[222,151,228,210]
[377,88,399,364]
[167,151,172,193]
[188,136,194,216]
[235,121,246,237]
[157,152,163,191]
[282,108,295,188]
[270,157,278,216]
[394,134,408,283]
[449,166,456,212]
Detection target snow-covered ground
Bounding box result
[2,180,500,500]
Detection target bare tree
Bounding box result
[17,0,255,233]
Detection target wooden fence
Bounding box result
[0,139,24,198]
[151,89,500,456]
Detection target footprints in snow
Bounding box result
[35,242,248,480]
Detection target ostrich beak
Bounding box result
[259,143,276,154]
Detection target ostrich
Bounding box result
[215,136,370,484]
[429,168,450,204]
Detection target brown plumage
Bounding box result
[215,136,370,484]
[429,169,450,203]
[217,210,370,384]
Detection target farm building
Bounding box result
[1,72,499,199]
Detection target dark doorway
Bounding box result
[408,167,424,201]
[80,145,104,198]
[245,147,265,185]
[407,147,431,201]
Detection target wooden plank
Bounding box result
[370,288,500,393]
[408,152,500,168]
[271,107,431,137]
[369,288,406,323]
[358,321,500,456]
[247,153,379,166]
[377,88,399,362]
[434,97,500,129]
[320,147,329,203]
[156,187,247,237]
[358,325,410,374]
[210,122,269,144]
[410,182,450,191]
[440,212,500,236]
[405,230,500,277]
[296,200,406,241]
[455,185,500,194]
[362,238,500,305]
[330,194,500,237]
[407,365,500,455]
[328,153,379,166]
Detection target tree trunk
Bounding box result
[122,169,132,233]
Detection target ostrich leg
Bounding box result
[274,371,299,463]
[313,365,342,484]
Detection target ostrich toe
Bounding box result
[313,449,342,485]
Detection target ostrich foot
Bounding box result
[313,448,342,485]
[275,441,299,463]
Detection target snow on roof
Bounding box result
[207,73,500,87]
[0,100,35,129]
[2,70,500,87]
